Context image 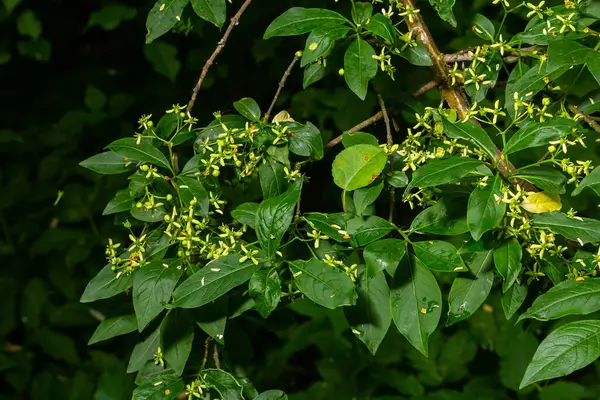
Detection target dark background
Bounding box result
[2,0,600,399]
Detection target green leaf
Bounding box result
[127,324,161,373]
[502,284,528,320]
[172,255,259,309]
[89,315,137,345]
[107,138,171,170]
[503,118,578,155]
[363,238,405,277]
[493,238,522,292]
[342,131,378,147]
[231,202,259,228]
[36,328,79,364]
[233,98,261,121]
[131,204,167,223]
[447,249,494,325]
[287,121,324,160]
[144,41,180,82]
[588,51,600,86]
[85,85,106,110]
[520,320,600,388]
[301,25,350,67]
[547,40,593,71]
[412,241,467,272]
[264,8,348,39]
[388,171,408,188]
[542,256,569,285]
[289,259,357,309]
[303,62,325,88]
[347,215,395,247]
[256,390,288,400]
[87,5,137,31]
[103,190,134,215]
[532,212,600,244]
[133,260,183,332]
[177,176,209,217]
[572,167,600,196]
[332,144,387,191]
[304,212,353,243]
[80,151,131,175]
[398,42,433,66]
[80,265,134,303]
[17,9,41,39]
[193,298,227,344]
[390,253,442,357]
[145,0,189,44]
[344,267,391,355]
[190,0,226,29]
[132,370,183,400]
[259,160,289,200]
[442,119,497,160]
[256,179,302,257]
[467,175,506,241]
[249,269,282,318]
[201,369,244,399]
[514,167,567,194]
[410,198,469,235]
[406,156,485,192]
[428,0,456,27]
[518,279,600,322]
[472,14,495,41]
[162,309,193,375]
[351,2,372,25]
[344,38,377,100]
[364,13,395,44]
[353,182,383,217]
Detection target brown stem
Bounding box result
[325,111,384,150]
[569,105,600,133]
[265,53,301,120]
[187,0,253,112]
[443,46,541,64]
[200,337,211,370]
[212,343,221,369]
[376,92,395,222]
[412,80,438,97]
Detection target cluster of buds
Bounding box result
[323,254,359,282]
[512,92,560,122]
[106,233,148,278]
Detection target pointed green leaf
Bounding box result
[472,14,495,41]
[249,269,282,318]
[344,38,377,100]
[514,167,567,194]
[258,160,289,200]
[342,131,378,148]
[162,309,193,375]
[573,167,600,197]
[303,62,325,88]
[502,283,528,320]
[332,144,387,191]
[201,369,244,399]
[80,265,134,303]
[493,238,522,292]
[103,190,134,215]
[442,119,497,160]
[467,175,506,241]
[347,215,395,247]
[406,156,485,192]
[363,238,406,277]
[80,151,131,175]
[301,25,349,67]
[127,324,161,373]
[146,0,189,44]
[353,182,383,217]
[428,0,456,27]
[410,198,469,235]
[231,202,259,228]
[504,118,578,155]
[177,176,209,217]
[190,0,226,29]
[89,315,137,345]
[264,8,348,39]
[107,137,171,170]
[364,13,395,44]
[286,121,323,160]
[233,97,261,121]
[532,212,600,244]
[412,241,467,272]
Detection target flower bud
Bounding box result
[212,169,220,177]
[338,68,345,76]
[548,145,556,153]
[136,202,143,208]
[295,50,303,57]
[179,112,186,118]
[147,121,154,128]
[140,164,149,171]
[235,160,242,167]
[542,97,551,106]
[166,194,173,201]
[567,166,576,174]
[164,214,171,222]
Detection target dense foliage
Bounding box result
[4,0,600,399]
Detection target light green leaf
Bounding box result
[353,182,383,217]
[89,315,137,345]
[146,0,189,44]
[412,241,467,272]
[364,13,395,44]
[344,267,391,355]
[504,118,578,155]
[363,238,405,277]
[388,171,408,188]
[172,255,259,308]
[406,156,485,193]
[133,259,183,331]
[467,175,506,241]
[344,38,377,100]
[256,179,302,257]
[107,138,171,170]
[532,212,600,244]
[447,249,494,325]
[80,151,131,175]
[201,369,244,399]
[80,265,134,303]
[502,283,528,320]
[472,14,495,41]
[442,119,497,160]
[390,253,442,357]
[233,97,261,121]
[410,198,469,235]
[520,320,600,388]
[518,279,600,322]
[514,167,567,194]
[190,0,226,29]
[289,259,357,309]
[301,25,350,67]
[493,238,522,292]
[572,167,600,197]
[144,41,180,82]
[351,2,372,25]
[264,8,348,39]
[161,309,193,375]
[342,131,378,147]
[332,144,387,191]
[231,202,259,228]
[428,0,456,27]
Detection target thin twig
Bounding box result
[569,105,600,133]
[265,52,301,120]
[325,111,384,150]
[442,46,540,64]
[212,343,221,369]
[187,0,253,112]
[201,337,211,370]
[376,92,395,222]
[412,80,438,97]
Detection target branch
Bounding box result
[569,105,600,133]
[265,52,301,120]
[212,343,221,369]
[324,111,384,150]
[187,0,253,112]
[376,92,395,222]
[442,46,541,64]
[412,80,438,97]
